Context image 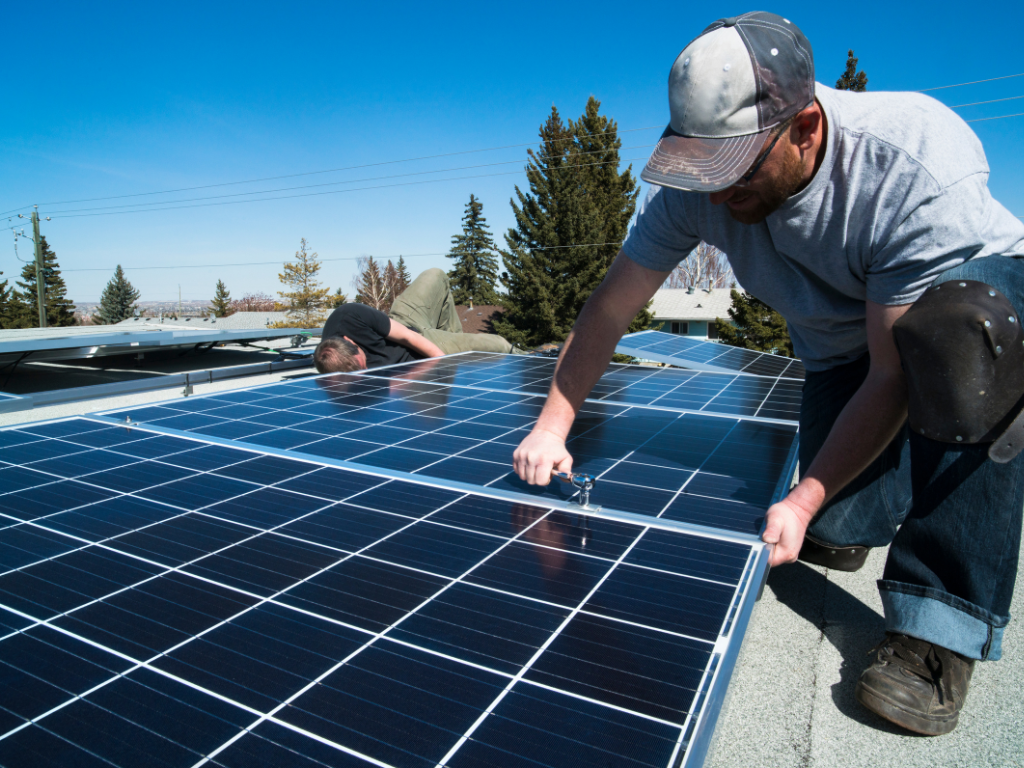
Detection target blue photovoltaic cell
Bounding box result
[616,329,806,380]
[359,351,802,420]
[0,417,759,768]
[99,372,798,535]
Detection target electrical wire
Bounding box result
[964,112,1024,123]
[46,156,648,220]
[36,125,662,207]
[950,94,1024,108]
[917,72,1024,92]
[42,145,654,216]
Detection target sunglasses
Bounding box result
[732,117,794,188]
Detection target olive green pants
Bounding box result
[388,268,513,355]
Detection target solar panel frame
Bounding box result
[616,330,806,380]
[0,415,775,768]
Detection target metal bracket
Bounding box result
[553,471,599,510]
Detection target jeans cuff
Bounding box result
[878,580,1009,661]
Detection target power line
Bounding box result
[58,242,626,273]
[965,112,1024,123]
[43,145,655,216]
[950,94,1024,108]
[918,72,1024,92]
[46,156,649,220]
[36,125,663,207]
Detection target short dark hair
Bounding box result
[314,337,362,373]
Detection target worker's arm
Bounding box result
[513,253,673,485]
[763,300,912,566]
[386,319,446,359]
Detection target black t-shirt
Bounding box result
[322,304,415,368]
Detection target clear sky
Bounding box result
[2,0,1021,305]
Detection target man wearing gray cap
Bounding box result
[513,11,1024,735]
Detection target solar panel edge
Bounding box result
[675,545,772,767]
[616,331,805,382]
[81,413,764,547]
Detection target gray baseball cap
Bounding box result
[642,12,816,193]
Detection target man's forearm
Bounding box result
[790,371,909,518]
[535,293,631,440]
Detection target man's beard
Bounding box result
[727,148,805,225]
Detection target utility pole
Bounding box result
[31,206,46,328]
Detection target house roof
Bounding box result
[454,305,505,334]
[650,288,738,321]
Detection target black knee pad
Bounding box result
[893,280,1024,460]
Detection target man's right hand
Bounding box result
[513,429,573,486]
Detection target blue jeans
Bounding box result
[801,255,1024,661]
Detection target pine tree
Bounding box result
[715,289,794,356]
[272,238,331,327]
[331,287,348,308]
[495,98,649,347]
[836,49,868,91]
[211,280,232,317]
[12,236,76,327]
[447,195,500,306]
[354,256,390,311]
[94,265,141,325]
[0,277,17,329]
[395,256,411,295]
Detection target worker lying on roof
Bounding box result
[313,268,520,372]
[512,11,1024,737]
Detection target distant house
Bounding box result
[454,305,505,334]
[650,287,737,339]
[116,311,293,329]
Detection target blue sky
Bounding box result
[2,0,1022,304]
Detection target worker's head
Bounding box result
[313,336,366,373]
[641,12,820,224]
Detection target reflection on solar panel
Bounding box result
[616,330,806,380]
[360,352,802,421]
[0,417,766,768]
[100,372,799,535]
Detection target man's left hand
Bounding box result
[762,493,818,567]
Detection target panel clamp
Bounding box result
[553,471,599,510]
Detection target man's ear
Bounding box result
[792,104,822,152]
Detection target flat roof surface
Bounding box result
[707,547,1023,768]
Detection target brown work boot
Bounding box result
[855,633,975,735]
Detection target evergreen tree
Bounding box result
[395,256,411,294]
[331,287,348,308]
[447,194,500,306]
[94,265,141,325]
[272,238,331,327]
[0,276,17,329]
[12,236,76,327]
[836,49,868,91]
[211,279,232,317]
[715,289,794,356]
[495,98,649,347]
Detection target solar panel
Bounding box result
[616,330,806,380]
[0,325,318,365]
[98,372,799,536]
[358,352,802,421]
[0,417,768,768]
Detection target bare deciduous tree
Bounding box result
[353,256,391,311]
[230,292,276,312]
[664,242,734,291]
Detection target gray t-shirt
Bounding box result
[623,83,1024,371]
